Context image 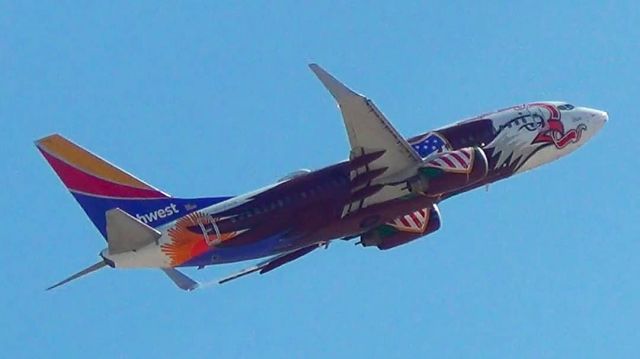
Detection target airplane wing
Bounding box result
[309,64,422,214]
[218,243,321,284]
[159,243,322,290]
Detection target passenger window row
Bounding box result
[230,176,348,222]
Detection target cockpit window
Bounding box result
[557,104,575,111]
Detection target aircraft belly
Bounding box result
[180,231,300,266]
[103,229,304,268]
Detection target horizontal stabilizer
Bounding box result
[46,260,107,291]
[161,268,200,291]
[106,208,161,254]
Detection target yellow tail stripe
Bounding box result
[36,134,156,191]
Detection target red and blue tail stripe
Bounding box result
[36,134,169,199]
[39,147,169,199]
[36,134,231,237]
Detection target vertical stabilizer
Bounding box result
[36,134,234,238]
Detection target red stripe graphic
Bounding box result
[409,212,420,226]
[440,156,455,168]
[425,149,474,174]
[387,208,430,233]
[449,152,466,167]
[40,150,167,198]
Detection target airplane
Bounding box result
[36,64,608,291]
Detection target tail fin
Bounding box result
[36,134,231,238]
[36,134,170,198]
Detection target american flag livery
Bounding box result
[388,208,430,233]
[411,132,451,158]
[425,148,475,174]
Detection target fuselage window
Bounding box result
[557,104,575,111]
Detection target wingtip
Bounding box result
[308,63,328,81]
[308,63,359,101]
[45,282,65,291]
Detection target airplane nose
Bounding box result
[584,108,608,134]
[595,110,608,123]
[592,109,608,126]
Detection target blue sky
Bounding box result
[2,1,639,358]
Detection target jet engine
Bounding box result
[408,147,488,196]
[360,204,442,250]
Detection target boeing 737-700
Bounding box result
[37,64,607,291]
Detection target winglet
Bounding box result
[308,64,360,102]
[161,268,200,291]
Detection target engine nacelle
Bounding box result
[408,147,488,196]
[361,204,442,250]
